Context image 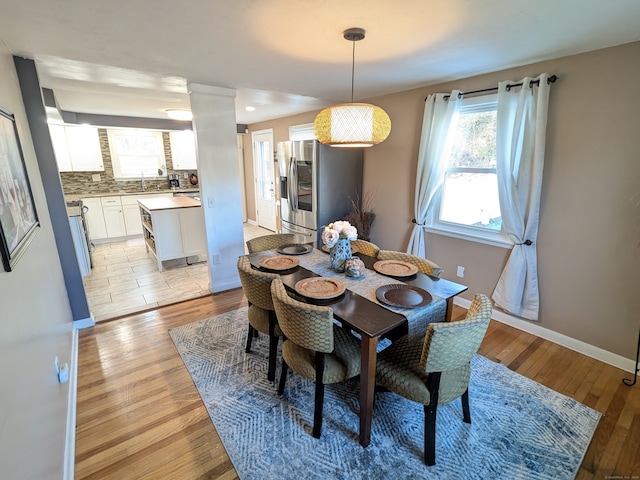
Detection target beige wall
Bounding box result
[0,46,75,478]
[245,41,640,361]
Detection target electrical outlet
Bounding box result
[212,254,221,265]
[91,174,101,182]
[457,266,465,278]
[207,197,215,208]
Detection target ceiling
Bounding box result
[1,0,640,125]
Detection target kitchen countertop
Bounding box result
[138,196,202,211]
[65,188,200,202]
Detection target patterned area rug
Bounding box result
[169,308,601,480]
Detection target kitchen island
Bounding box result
[138,196,207,271]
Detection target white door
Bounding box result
[252,129,276,231]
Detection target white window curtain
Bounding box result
[492,73,551,320]
[407,91,462,257]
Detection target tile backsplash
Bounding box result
[60,130,196,195]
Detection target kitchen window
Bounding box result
[107,129,166,180]
[425,94,509,247]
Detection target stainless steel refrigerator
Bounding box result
[277,140,363,243]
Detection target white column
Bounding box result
[189,83,244,292]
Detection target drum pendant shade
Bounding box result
[314,28,391,148]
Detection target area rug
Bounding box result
[169,308,601,480]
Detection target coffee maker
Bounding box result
[167,174,180,190]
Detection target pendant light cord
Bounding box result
[351,39,355,103]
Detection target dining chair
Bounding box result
[351,239,380,257]
[236,256,283,381]
[270,278,361,438]
[246,233,296,253]
[377,250,443,277]
[375,293,492,465]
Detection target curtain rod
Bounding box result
[427,74,558,101]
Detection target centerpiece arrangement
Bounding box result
[322,220,357,272]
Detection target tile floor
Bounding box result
[85,223,273,322]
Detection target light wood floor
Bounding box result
[75,293,640,479]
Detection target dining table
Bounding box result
[245,245,468,447]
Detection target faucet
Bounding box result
[141,171,147,190]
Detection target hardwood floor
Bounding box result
[75,293,640,479]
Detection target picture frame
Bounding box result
[0,105,39,272]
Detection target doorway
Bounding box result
[252,129,277,231]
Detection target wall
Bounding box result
[0,46,74,479]
[245,42,640,361]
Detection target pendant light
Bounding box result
[314,28,391,147]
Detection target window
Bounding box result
[107,129,166,179]
[289,123,316,141]
[427,94,509,247]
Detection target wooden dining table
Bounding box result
[246,246,468,447]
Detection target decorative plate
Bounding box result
[258,256,300,271]
[321,244,359,254]
[375,284,432,308]
[373,260,419,277]
[276,243,313,255]
[294,277,346,300]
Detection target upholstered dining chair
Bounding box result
[270,278,361,438]
[236,256,282,381]
[351,239,380,257]
[375,294,492,465]
[246,233,296,253]
[377,250,443,278]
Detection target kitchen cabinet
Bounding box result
[138,197,207,271]
[122,193,172,235]
[169,130,198,170]
[81,197,107,240]
[101,197,127,238]
[50,124,104,172]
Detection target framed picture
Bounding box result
[0,105,39,271]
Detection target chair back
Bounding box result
[421,294,491,373]
[351,239,380,257]
[377,250,443,277]
[246,233,296,253]
[271,279,335,353]
[237,256,278,311]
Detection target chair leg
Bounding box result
[278,359,288,395]
[424,372,442,466]
[461,388,471,423]
[424,403,437,466]
[267,334,279,381]
[245,325,254,353]
[312,352,326,439]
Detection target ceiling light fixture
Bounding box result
[245,106,256,112]
[314,27,391,148]
[165,109,193,121]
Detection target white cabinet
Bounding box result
[139,198,207,271]
[169,130,198,170]
[50,124,103,172]
[121,194,172,235]
[101,197,127,238]
[81,197,107,240]
[50,124,72,172]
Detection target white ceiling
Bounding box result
[1,0,639,125]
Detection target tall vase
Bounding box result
[330,237,352,272]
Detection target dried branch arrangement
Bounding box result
[343,187,377,241]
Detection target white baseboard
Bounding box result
[210,279,241,293]
[246,219,258,226]
[63,326,79,480]
[454,297,637,374]
[73,313,95,329]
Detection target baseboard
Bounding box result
[454,297,636,374]
[246,219,258,226]
[63,326,79,480]
[210,278,241,293]
[73,313,95,329]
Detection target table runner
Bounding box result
[296,249,446,340]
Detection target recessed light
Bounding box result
[245,106,256,112]
[166,109,193,121]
